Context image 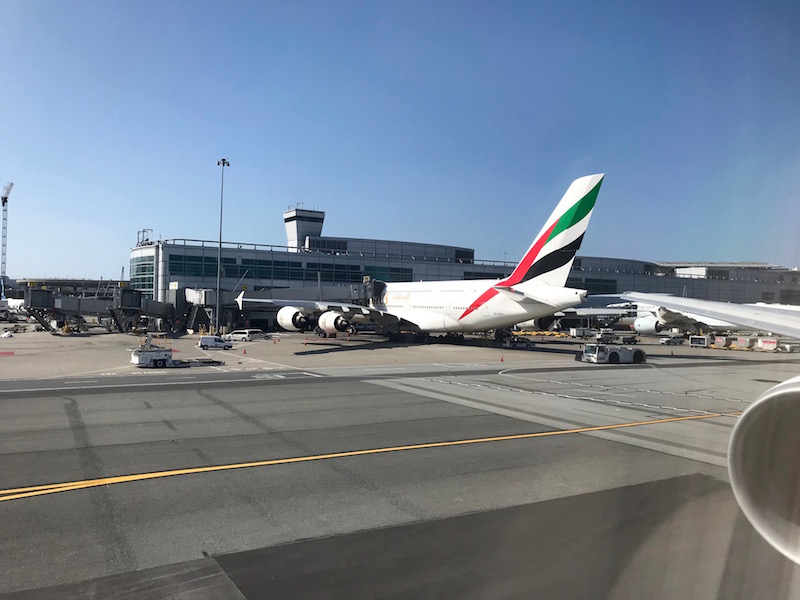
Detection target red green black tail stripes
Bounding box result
[512,234,584,285]
[458,174,602,321]
[499,176,601,288]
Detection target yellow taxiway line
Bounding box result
[0,411,740,503]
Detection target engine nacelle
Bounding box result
[633,315,664,334]
[533,315,558,331]
[276,306,309,331]
[728,375,800,565]
[317,311,350,334]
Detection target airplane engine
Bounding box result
[276,306,309,331]
[533,315,558,330]
[633,315,664,334]
[728,374,800,565]
[318,311,350,334]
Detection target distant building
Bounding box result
[567,258,800,304]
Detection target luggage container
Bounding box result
[714,335,732,348]
[757,338,778,352]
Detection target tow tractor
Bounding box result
[130,334,225,368]
[581,343,646,364]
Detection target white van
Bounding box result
[222,328,270,342]
[198,335,232,350]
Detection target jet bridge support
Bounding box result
[24,289,57,332]
[26,307,57,332]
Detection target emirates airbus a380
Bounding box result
[237,173,604,336]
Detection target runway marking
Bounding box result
[425,378,725,415]
[0,372,321,394]
[497,369,752,405]
[251,371,324,380]
[0,411,740,503]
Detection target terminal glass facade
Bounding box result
[130,254,155,299]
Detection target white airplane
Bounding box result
[0,298,27,319]
[617,290,800,566]
[236,173,605,336]
[620,292,800,335]
[611,297,740,334]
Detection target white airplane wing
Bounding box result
[622,292,800,339]
[558,307,632,317]
[235,292,416,330]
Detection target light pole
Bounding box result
[216,158,229,334]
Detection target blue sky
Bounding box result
[2,0,799,279]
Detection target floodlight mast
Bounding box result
[1,182,14,299]
[215,159,229,335]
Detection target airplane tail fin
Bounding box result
[500,173,603,290]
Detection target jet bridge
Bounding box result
[23,288,175,333]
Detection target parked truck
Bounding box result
[581,343,646,364]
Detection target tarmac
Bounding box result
[2,328,800,598]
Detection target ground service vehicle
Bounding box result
[223,328,269,342]
[660,336,685,345]
[198,335,233,350]
[130,335,187,368]
[582,343,646,364]
[502,336,534,349]
[596,331,619,343]
[569,327,594,338]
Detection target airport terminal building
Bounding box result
[129,207,800,329]
[130,208,509,304]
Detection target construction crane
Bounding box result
[1,181,13,299]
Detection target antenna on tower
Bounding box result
[1,182,14,299]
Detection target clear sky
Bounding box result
[2,0,799,279]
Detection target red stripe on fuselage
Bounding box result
[498,220,558,288]
[458,287,499,320]
[458,220,559,321]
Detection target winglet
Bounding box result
[235,291,245,311]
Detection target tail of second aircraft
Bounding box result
[499,173,603,290]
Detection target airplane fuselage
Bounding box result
[379,279,585,333]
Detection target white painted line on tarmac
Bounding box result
[591,390,635,398]
[0,377,291,394]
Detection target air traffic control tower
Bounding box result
[284,206,325,252]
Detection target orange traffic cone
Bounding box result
[243,348,246,355]
[500,355,504,362]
